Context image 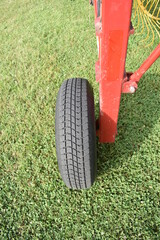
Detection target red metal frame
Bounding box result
[94,0,160,143]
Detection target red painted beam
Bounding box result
[96,0,133,142]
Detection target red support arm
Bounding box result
[95,0,133,143]
[130,44,160,83]
[122,44,160,93]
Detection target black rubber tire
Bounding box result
[55,78,97,189]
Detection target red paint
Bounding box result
[94,1,160,143]
[130,44,160,83]
[95,0,132,142]
[122,44,160,93]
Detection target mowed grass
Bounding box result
[0,0,160,239]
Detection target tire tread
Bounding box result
[55,78,96,189]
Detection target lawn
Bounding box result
[0,0,160,239]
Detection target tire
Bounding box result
[55,78,97,189]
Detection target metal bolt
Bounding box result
[130,86,135,93]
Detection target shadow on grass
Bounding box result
[96,73,160,176]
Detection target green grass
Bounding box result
[0,0,160,239]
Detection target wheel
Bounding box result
[55,78,97,189]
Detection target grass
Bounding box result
[0,0,160,239]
